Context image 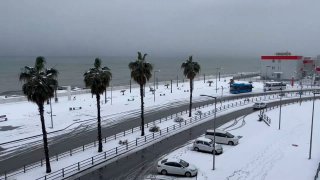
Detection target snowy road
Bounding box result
[77,96,313,180]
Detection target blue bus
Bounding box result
[230,83,253,94]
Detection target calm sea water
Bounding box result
[0,56,259,95]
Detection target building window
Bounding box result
[272,66,275,70]
[272,60,275,63]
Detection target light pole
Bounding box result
[215,67,221,93]
[49,97,53,128]
[200,94,217,170]
[221,86,224,97]
[309,91,320,159]
[299,81,303,105]
[111,84,113,105]
[154,70,160,102]
[278,87,284,130]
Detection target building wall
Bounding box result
[261,59,301,80]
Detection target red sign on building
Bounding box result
[303,60,314,64]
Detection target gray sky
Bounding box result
[0,0,319,57]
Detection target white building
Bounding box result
[301,57,316,77]
[261,53,303,80]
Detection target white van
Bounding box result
[205,129,239,145]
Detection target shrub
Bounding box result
[149,126,160,132]
[174,117,184,122]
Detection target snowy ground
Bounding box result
[0,76,308,145]
[0,76,259,144]
[6,93,315,180]
[0,74,316,177]
[148,100,320,180]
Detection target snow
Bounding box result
[149,100,320,180]
[0,76,307,146]
[0,74,317,179]
[0,76,257,148]
[10,94,256,179]
[7,93,316,179]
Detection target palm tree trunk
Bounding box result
[96,94,103,152]
[140,84,145,136]
[189,79,193,117]
[38,103,51,173]
[54,88,58,102]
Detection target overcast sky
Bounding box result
[0,0,319,57]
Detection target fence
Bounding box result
[0,91,318,180]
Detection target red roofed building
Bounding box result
[261,52,303,80]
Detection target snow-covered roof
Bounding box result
[206,129,226,134]
[195,137,212,143]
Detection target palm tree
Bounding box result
[181,56,201,117]
[129,52,153,136]
[19,56,58,173]
[84,58,112,152]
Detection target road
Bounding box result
[0,89,315,174]
[75,96,314,180]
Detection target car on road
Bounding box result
[205,129,239,145]
[193,137,223,154]
[253,101,267,109]
[157,158,198,177]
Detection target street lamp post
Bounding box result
[215,68,221,93]
[200,94,217,170]
[221,86,224,97]
[299,81,303,105]
[278,87,284,130]
[309,91,320,159]
[49,97,53,128]
[154,70,160,102]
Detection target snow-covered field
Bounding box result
[0,74,318,179]
[5,92,316,180]
[0,76,260,144]
[149,100,320,180]
[0,76,308,145]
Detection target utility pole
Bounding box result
[309,91,319,159]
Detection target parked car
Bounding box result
[253,101,267,109]
[193,137,223,154]
[157,158,198,177]
[205,129,239,145]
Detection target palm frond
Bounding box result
[20,56,59,105]
[84,58,112,95]
[129,52,153,85]
[181,55,201,79]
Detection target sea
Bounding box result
[0,56,260,95]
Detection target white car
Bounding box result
[193,137,223,154]
[205,129,239,145]
[157,158,198,177]
[253,102,267,109]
